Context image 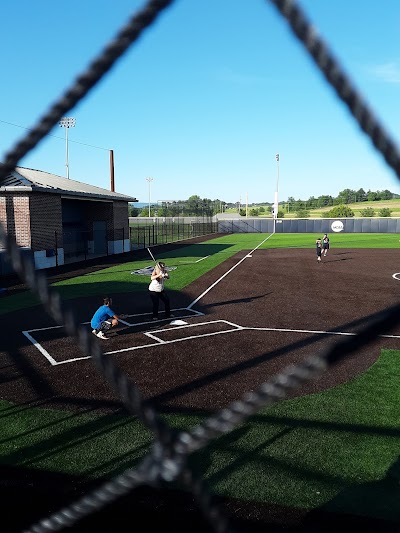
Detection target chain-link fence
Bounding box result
[1,1,400,532]
[130,217,218,249]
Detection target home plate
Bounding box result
[170,319,188,325]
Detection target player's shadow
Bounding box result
[324,257,352,262]
[111,319,172,337]
[85,268,140,276]
[302,455,400,527]
[201,292,273,309]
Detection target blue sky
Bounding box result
[1,0,400,205]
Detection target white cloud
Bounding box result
[368,62,400,84]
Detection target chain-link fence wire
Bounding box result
[1,0,400,531]
[129,218,218,248]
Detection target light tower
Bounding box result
[59,117,76,179]
[146,176,154,217]
[274,153,280,219]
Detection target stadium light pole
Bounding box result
[274,153,280,219]
[146,176,154,217]
[59,117,76,179]
[272,153,280,233]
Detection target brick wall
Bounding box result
[0,195,7,234]
[15,195,31,247]
[85,201,113,236]
[30,193,62,250]
[112,201,129,239]
[1,192,130,259]
[0,193,31,247]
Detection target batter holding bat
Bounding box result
[148,261,174,321]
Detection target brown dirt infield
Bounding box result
[1,244,400,532]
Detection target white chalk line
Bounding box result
[24,318,400,365]
[187,233,275,309]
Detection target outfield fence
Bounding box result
[218,217,400,234]
[1,1,400,532]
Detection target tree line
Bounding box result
[129,189,399,217]
[129,195,222,217]
[282,188,398,211]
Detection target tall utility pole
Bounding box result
[59,117,76,179]
[146,177,154,217]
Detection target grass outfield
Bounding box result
[2,349,400,520]
[2,233,400,525]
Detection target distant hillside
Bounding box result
[226,199,400,218]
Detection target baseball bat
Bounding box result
[147,247,157,264]
[147,248,168,277]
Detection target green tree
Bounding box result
[336,189,356,204]
[295,209,310,218]
[360,207,375,217]
[287,196,295,211]
[326,205,355,217]
[378,208,392,217]
[380,190,394,200]
[317,195,334,207]
[307,196,317,208]
[186,195,202,215]
[356,188,367,202]
[258,206,265,213]
[249,208,259,216]
[129,204,140,217]
[277,210,285,218]
[367,190,379,201]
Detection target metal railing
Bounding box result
[129,217,218,249]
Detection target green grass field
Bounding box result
[2,233,400,525]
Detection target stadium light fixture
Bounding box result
[59,117,76,179]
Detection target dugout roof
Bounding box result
[0,166,137,203]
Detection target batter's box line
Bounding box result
[22,307,204,334]
[245,325,400,339]
[21,308,206,366]
[22,331,59,366]
[25,317,398,367]
[106,320,243,355]
[144,319,243,344]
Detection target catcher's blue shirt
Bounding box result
[91,305,115,329]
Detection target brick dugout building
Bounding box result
[0,166,137,272]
